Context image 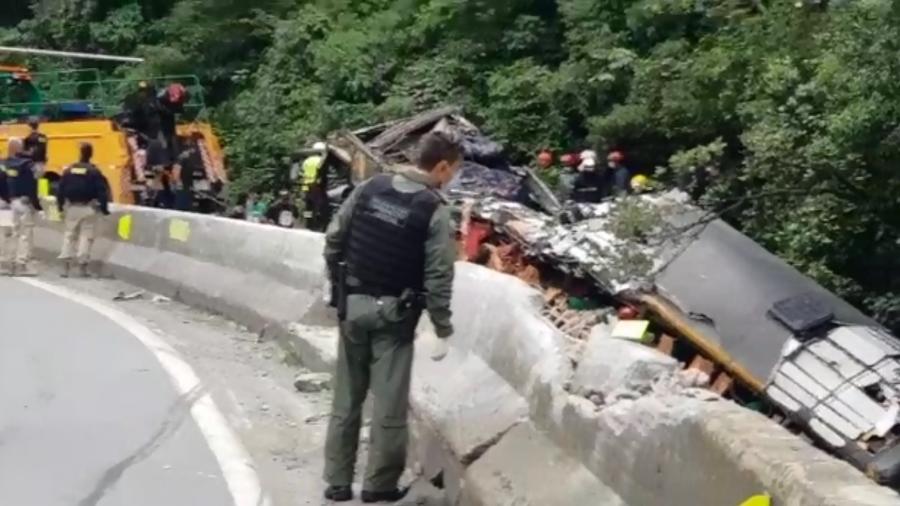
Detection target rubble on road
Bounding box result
[572,333,680,404]
[293,372,331,393]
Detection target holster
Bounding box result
[399,288,426,313]
[336,262,348,322]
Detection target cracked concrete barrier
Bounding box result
[33,208,900,506]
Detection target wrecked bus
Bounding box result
[463,193,900,486]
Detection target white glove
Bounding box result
[430,337,449,362]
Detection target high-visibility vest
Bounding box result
[301,155,323,192]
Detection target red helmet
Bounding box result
[167,83,188,105]
[537,150,554,168]
[608,151,625,163]
[560,153,580,168]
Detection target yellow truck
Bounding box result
[0,65,227,209]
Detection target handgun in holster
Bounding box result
[398,288,426,313]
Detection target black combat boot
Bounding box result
[361,488,409,503]
[324,485,353,502]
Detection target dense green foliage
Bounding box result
[3,0,899,330]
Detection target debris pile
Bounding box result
[465,192,699,293]
[330,106,560,213]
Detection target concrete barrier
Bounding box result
[33,207,900,506]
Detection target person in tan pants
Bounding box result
[0,138,41,276]
[57,143,110,278]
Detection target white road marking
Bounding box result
[20,279,271,506]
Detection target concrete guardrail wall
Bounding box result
[33,206,900,506]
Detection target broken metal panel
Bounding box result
[834,383,887,424]
[794,351,845,391]
[814,404,864,440]
[825,398,874,434]
[778,361,831,401]
[809,419,848,448]
[808,340,865,380]
[766,325,900,482]
[768,385,801,412]
[772,371,818,408]
[876,360,900,385]
[654,214,877,383]
[831,326,900,367]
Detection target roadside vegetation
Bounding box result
[3,0,898,331]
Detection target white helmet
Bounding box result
[579,155,597,172]
[580,150,597,162]
[312,141,327,152]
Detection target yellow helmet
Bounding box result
[631,174,651,192]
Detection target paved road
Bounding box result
[0,278,235,506]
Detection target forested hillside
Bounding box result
[3,0,899,331]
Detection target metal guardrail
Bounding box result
[0,70,209,122]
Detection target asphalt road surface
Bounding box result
[0,275,446,506]
[0,278,239,506]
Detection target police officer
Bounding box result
[57,143,110,278]
[0,152,10,270]
[1,137,41,276]
[322,131,461,503]
[24,119,48,178]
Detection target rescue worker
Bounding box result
[301,142,326,194]
[1,138,41,276]
[57,143,110,278]
[607,151,632,196]
[23,119,48,178]
[556,152,581,202]
[322,131,461,503]
[630,174,654,194]
[571,150,606,203]
[265,190,300,228]
[300,142,328,230]
[537,149,553,169]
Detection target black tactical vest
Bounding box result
[345,174,441,296]
[572,170,607,203]
[61,162,102,203]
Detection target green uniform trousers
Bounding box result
[324,294,419,492]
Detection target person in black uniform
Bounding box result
[1,137,41,276]
[571,155,607,203]
[23,119,48,178]
[0,151,10,270]
[57,143,110,278]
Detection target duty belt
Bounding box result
[347,286,404,298]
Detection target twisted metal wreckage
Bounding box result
[319,107,900,486]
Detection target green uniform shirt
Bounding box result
[324,166,456,338]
